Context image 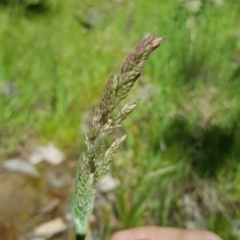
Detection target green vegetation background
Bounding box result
[0,0,240,239]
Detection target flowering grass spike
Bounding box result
[71,33,166,239]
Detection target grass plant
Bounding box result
[1,1,240,239]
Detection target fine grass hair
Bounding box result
[71,33,166,238]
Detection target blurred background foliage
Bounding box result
[0,0,240,239]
